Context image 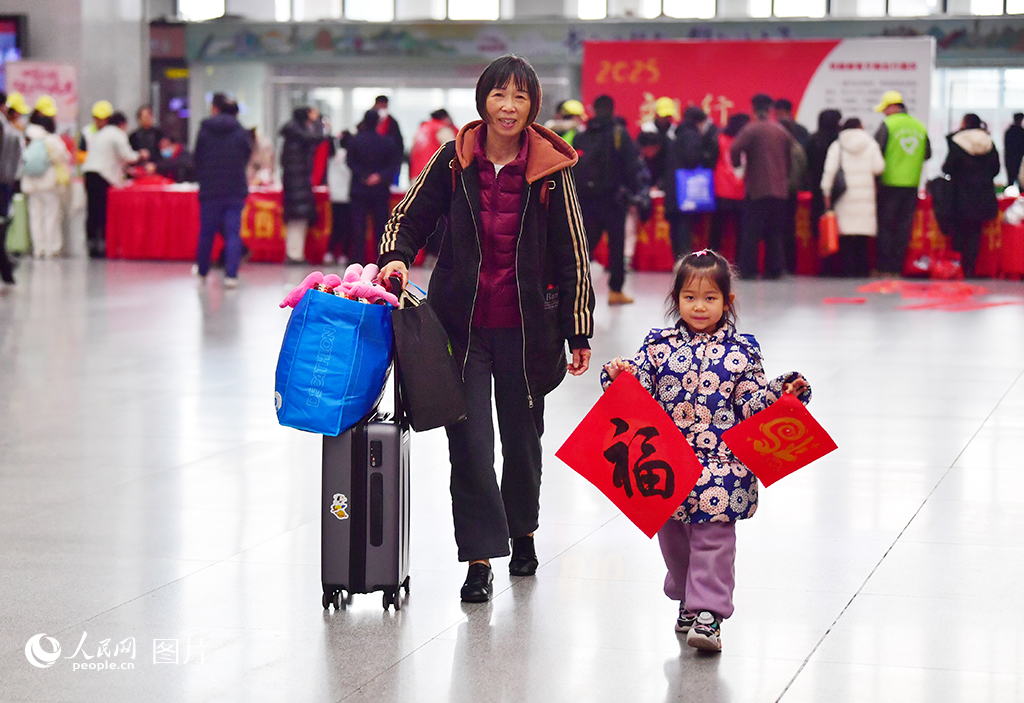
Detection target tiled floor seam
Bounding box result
[774,367,1024,702]
[332,517,620,701]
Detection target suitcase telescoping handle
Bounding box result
[386,273,407,428]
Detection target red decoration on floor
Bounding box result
[556,373,704,538]
[822,297,867,305]
[722,394,837,488]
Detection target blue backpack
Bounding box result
[22,139,50,178]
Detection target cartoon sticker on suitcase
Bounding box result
[330,493,349,520]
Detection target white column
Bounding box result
[226,0,277,20]
[515,0,576,17]
[608,0,643,17]
[715,0,750,17]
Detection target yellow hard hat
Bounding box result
[92,100,114,120]
[874,90,904,113]
[6,92,31,116]
[35,95,58,118]
[655,96,678,119]
[561,100,584,117]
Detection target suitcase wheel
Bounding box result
[402,576,411,594]
[322,587,347,611]
[383,590,398,611]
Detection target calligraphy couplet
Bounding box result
[556,373,703,539]
[721,394,837,488]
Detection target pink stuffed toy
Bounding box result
[338,263,399,306]
[279,271,324,308]
[280,266,398,308]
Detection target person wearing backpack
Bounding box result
[664,106,719,261]
[574,94,649,305]
[0,91,28,285]
[21,100,72,258]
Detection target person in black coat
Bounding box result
[129,105,163,165]
[942,113,1000,277]
[280,106,325,264]
[347,110,401,265]
[663,106,718,259]
[193,95,253,285]
[804,109,842,275]
[1004,113,1024,187]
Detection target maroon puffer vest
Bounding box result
[471,131,529,328]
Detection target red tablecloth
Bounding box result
[593,193,1019,278]
[106,185,332,263]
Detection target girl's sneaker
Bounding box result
[686,611,722,651]
[675,607,698,633]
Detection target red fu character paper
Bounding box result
[721,394,837,487]
[556,373,703,539]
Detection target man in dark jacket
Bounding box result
[573,94,649,305]
[775,100,810,273]
[347,110,401,265]
[129,105,163,165]
[663,106,718,261]
[1004,113,1024,187]
[193,94,252,286]
[280,106,326,264]
[731,93,794,279]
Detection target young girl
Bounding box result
[601,250,810,652]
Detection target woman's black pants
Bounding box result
[446,327,545,563]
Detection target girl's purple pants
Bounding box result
[657,519,736,619]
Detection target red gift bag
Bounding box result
[721,394,837,487]
[818,211,839,258]
[556,374,703,538]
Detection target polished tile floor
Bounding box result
[1,258,1023,702]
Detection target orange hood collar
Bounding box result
[454,120,578,184]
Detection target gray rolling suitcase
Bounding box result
[321,373,411,611]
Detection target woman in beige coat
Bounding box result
[821,118,885,277]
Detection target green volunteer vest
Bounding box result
[881,112,928,187]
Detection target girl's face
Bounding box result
[678,275,732,334]
[485,80,531,139]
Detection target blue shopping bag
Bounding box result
[675,167,716,213]
[275,289,393,436]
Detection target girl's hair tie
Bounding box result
[692,249,710,257]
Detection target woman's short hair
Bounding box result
[475,54,541,126]
[108,112,128,128]
[841,117,862,130]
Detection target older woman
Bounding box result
[379,55,595,602]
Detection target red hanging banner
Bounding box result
[721,394,837,487]
[556,374,704,539]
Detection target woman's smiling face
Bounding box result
[485,80,531,138]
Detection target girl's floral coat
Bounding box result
[600,323,811,524]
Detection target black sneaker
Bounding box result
[686,611,722,651]
[460,562,493,603]
[509,535,538,576]
[675,607,697,634]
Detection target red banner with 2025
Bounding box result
[581,40,840,134]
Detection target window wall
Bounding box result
[179,0,1024,20]
[928,67,1024,183]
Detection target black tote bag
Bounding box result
[390,285,468,432]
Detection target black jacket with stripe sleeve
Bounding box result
[378,121,595,402]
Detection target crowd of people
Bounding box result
[547,87,1008,286]
[0,81,1012,287]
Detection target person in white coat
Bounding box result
[21,103,72,258]
[821,117,885,277]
